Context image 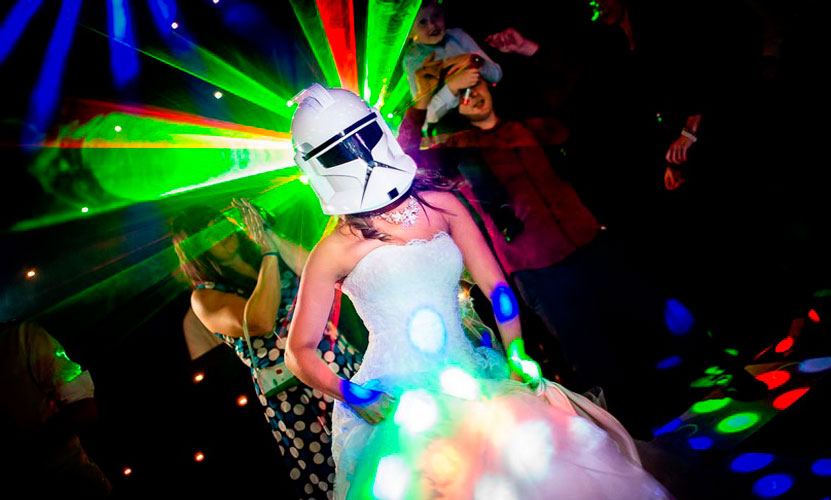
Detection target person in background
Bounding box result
[403,0,502,128]
[1,320,111,497]
[172,199,362,500]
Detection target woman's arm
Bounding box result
[266,230,310,276]
[191,254,281,337]
[285,236,397,423]
[284,238,347,401]
[431,192,522,351]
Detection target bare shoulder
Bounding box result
[306,226,364,280]
[421,190,466,219]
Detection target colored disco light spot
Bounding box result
[653,418,683,437]
[26,269,36,278]
[193,372,204,382]
[214,90,223,99]
[774,336,794,353]
[808,309,820,323]
[717,412,760,434]
[731,453,775,473]
[194,451,205,462]
[440,367,480,400]
[812,459,831,476]
[773,387,809,410]
[81,207,89,213]
[664,298,695,335]
[340,379,381,405]
[491,283,519,323]
[755,370,790,390]
[704,365,725,375]
[691,397,732,414]
[474,475,518,500]
[504,420,554,481]
[656,355,682,370]
[236,395,248,406]
[395,390,438,434]
[122,466,132,476]
[170,21,179,29]
[507,339,541,382]
[373,455,409,500]
[687,436,713,450]
[114,125,122,132]
[408,308,446,353]
[752,474,793,498]
[799,357,831,373]
[724,348,739,357]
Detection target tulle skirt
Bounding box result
[332,373,671,500]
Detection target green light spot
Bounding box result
[705,365,725,375]
[717,412,760,433]
[81,207,89,213]
[691,397,732,414]
[657,116,663,122]
[724,348,739,357]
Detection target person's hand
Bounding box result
[665,135,694,165]
[414,53,443,107]
[664,165,685,191]
[442,53,475,70]
[349,392,398,425]
[446,67,480,95]
[486,28,539,56]
[232,198,278,253]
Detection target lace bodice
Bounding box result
[341,231,483,385]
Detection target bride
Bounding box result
[285,84,670,500]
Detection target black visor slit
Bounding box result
[302,113,378,161]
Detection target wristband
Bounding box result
[681,128,698,143]
[262,251,280,258]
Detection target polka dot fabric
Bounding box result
[206,258,362,500]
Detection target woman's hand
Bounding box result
[349,392,398,425]
[665,135,694,165]
[486,28,539,56]
[664,165,686,190]
[233,198,278,253]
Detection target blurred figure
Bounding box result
[172,200,362,499]
[403,0,502,128]
[0,320,110,497]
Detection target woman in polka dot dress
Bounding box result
[172,200,362,500]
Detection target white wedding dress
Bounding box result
[331,231,670,500]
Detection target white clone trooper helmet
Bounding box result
[291,84,416,215]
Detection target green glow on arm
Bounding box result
[290,0,342,87]
[364,0,422,106]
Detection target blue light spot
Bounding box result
[752,474,793,498]
[731,453,775,473]
[812,459,831,476]
[491,283,519,323]
[664,298,695,335]
[798,357,831,374]
[653,418,683,437]
[656,355,683,370]
[340,379,381,405]
[687,436,713,450]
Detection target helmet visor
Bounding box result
[303,114,384,169]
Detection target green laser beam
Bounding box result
[364,0,422,106]
[289,0,341,87]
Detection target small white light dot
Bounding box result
[114,125,122,132]
[212,0,219,3]
[171,21,179,29]
[387,113,394,119]
[286,99,294,107]
[81,207,89,213]
[214,91,223,99]
[26,270,36,278]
